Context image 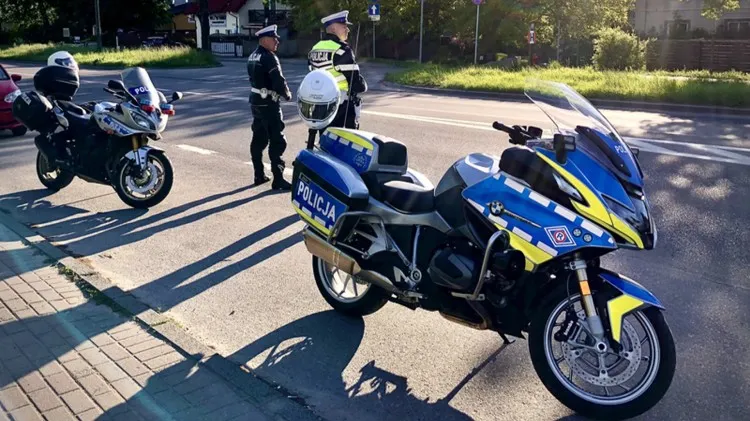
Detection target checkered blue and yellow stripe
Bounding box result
[462,172,617,272]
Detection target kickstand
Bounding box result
[499,333,516,345]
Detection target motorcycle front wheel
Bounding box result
[113,150,174,209]
[528,289,676,420]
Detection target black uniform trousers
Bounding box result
[319,98,359,136]
[250,103,287,179]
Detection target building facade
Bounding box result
[633,0,750,36]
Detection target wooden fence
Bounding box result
[647,39,750,72]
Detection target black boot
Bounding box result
[270,162,290,190]
[253,162,269,186]
[272,177,292,191]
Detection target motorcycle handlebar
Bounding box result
[493,121,528,145]
[492,121,512,133]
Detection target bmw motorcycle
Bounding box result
[291,80,675,420]
[13,67,182,209]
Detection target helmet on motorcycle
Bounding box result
[47,51,79,71]
[296,69,341,130]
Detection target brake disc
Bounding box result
[562,319,643,387]
[126,162,160,194]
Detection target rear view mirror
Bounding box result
[631,147,640,158]
[170,91,183,103]
[11,74,21,82]
[553,134,576,164]
[108,80,126,92]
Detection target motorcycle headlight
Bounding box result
[132,112,154,131]
[5,90,21,104]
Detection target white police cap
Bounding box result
[321,10,352,27]
[256,24,279,38]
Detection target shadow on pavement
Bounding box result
[229,311,486,421]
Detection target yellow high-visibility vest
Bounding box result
[309,40,350,92]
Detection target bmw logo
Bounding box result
[489,201,505,216]
[573,228,582,237]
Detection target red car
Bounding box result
[0,63,27,137]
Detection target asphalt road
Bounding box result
[1,59,749,421]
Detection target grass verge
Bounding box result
[0,43,219,68]
[385,64,750,108]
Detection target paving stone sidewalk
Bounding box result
[0,222,293,421]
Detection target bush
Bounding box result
[592,28,646,71]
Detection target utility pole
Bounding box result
[474,1,480,65]
[95,0,102,50]
[419,0,424,63]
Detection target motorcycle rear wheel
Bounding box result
[312,256,389,317]
[528,288,676,420]
[36,151,75,191]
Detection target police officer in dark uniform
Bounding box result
[308,10,367,131]
[248,24,292,189]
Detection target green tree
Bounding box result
[698,0,740,21]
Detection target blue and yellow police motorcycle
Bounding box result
[290,72,675,420]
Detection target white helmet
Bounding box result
[47,51,79,71]
[297,70,341,130]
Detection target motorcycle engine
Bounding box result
[426,246,482,291]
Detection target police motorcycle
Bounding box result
[12,52,183,209]
[291,70,675,420]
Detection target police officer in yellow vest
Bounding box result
[308,10,367,131]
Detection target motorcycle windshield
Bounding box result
[121,67,160,107]
[524,79,644,187]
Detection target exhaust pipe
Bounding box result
[302,228,402,295]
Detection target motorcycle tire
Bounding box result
[113,150,174,209]
[36,151,75,191]
[312,256,389,317]
[12,126,27,137]
[527,286,676,420]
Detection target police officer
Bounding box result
[308,10,367,132]
[247,24,292,189]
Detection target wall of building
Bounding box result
[633,0,750,35]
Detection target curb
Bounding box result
[0,210,325,421]
[380,81,750,117]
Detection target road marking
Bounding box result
[176,144,216,155]
[244,161,294,177]
[36,76,750,165]
[360,110,750,165]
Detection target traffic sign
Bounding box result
[473,0,483,5]
[528,30,536,45]
[368,3,380,21]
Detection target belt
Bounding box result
[251,88,280,102]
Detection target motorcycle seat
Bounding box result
[57,100,89,117]
[381,180,435,214]
[57,100,93,137]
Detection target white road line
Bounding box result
[243,161,294,177]
[626,136,750,152]
[176,144,216,155]
[41,76,750,165]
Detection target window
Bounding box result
[0,67,9,81]
[665,20,690,36]
[725,19,750,33]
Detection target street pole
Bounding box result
[474,4,479,65]
[95,0,102,50]
[419,0,424,63]
[373,20,376,59]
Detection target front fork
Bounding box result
[130,135,148,173]
[569,256,608,349]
